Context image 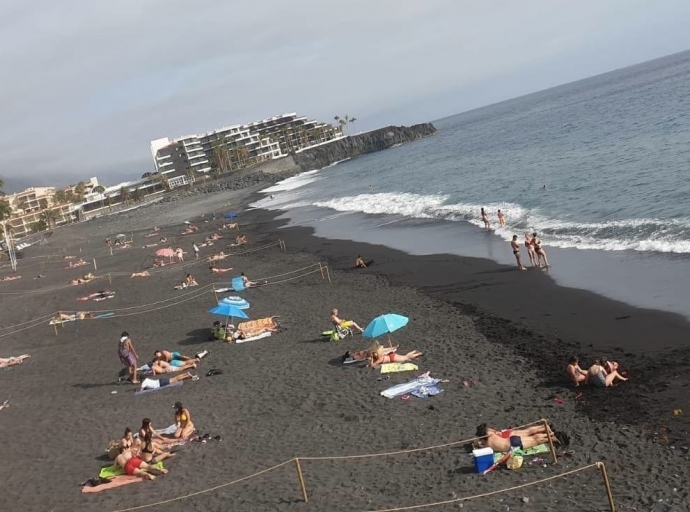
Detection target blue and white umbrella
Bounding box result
[362,313,409,345]
[219,296,250,310]
[209,303,249,326]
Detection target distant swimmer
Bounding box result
[542,184,547,190]
[497,210,506,228]
[531,232,550,268]
[480,208,491,230]
[510,235,526,270]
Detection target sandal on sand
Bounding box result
[191,375,200,381]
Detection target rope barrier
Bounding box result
[255,262,322,282]
[109,458,294,512]
[361,463,601,512]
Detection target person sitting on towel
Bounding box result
[140,431,176,465]
[139,418,176,449]
[173,401,195,439]
[330,308,364,333]
[367,345,423,368]
[139,372,197,392]
[151,358,197,375]
[154,350,199,366]
[114,447,168,480]
[474,423,555,452]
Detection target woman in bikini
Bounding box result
[120,427,137,453]
[139,431,176,464]
[586,360,628,388]
[524,233,538,267]
[510,235,525,270]
[368,346,423,368]
[139,418,176,449]
[481,208,491,229]
[531,232,550,268]
[173,402,195,439]
[567,356,588,386]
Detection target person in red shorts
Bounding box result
[114,447,168,480]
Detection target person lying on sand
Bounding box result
[368,345,423,368]
[152,259,166,268]
[151,359,197,375]
[173,274,198,290]
[154,350,201,366]
[330,308,364,333]
[208,251,228,262]
[140,430,176,464]
[139,372,198,392]
[69,273,97,285]
[206,233,222,241]
[209,265,233,274]
[78,290,115,301]
[234,234,247,245]
[342,346,397,363]
[567,356,588,387]
[67,258,88,268]
[1,275,22,282]
[52,311,94,323]
[222,222,238,230]
[241,272,266,288]
[474,423,556,452]
[230,318,279,341]
[173,401,195,439]
[64,255,77,259]
[131,271,151,278]
[114,447,168,480]
[142,243,158,248]
[587,359,627,388]
[0,354,31,368]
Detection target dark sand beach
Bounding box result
[1,184,689,512]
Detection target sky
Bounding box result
[1,0,690,192]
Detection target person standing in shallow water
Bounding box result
[497,210,506,228]
[481,208,490,229]
[510,235,526,270]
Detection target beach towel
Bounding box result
[493,444,550,463]
[99,461,164,479]
[231,277,245,292]
[134,381,183,396]
[235,332,272,344]
[381,373,441,399]
[380,363,418,374]
[82,475,141,493]
[236,317,278,339]
[410,385,443,398]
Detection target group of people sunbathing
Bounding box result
[173,274,198,290]
[112,406,194,479]
[567,356,628,388]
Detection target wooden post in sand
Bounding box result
[543,419,558,464]
[93,258,97,271]
[110,247,113,256]
[108,273,112,286]
[53,322,58,337]
[294,458,309,503]
[597,462,616,511]
[325,266,332,284]
[213,285,218,304]
[318,262,324,280]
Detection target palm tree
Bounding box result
[131,188,142,203]
[0,200,11,220]
[334,115,340,126]
[344,115,350,135]
[350,117,357,134]
[339,119,347,134]
[92,185,106,210]
[119,186,130,204]
[41,208,59,229]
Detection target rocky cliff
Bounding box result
[293,123,437,171]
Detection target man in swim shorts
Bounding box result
[154,350,198,367]
[139,372,198,391]
[114,447,168,480]
[474,423,555,452]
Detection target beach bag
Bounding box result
[106,440,120,460]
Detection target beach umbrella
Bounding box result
[224,212,238,219]
[362,313,409,346]
[209,303,249,328]
[155,248,175,258]
[219,296,250,310]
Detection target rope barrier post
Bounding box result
[110,246,113,256]
[325,266,332,284]
[213,285,218,304]
[93,258,97,271]
[294,458,309,503]
[319,262,324,280]
[109,273,112,286]
[597,462,616,512]
[543,418,557,464]
[53,321,58,337]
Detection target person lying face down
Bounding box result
[367,345,423,368]
[151,358,197,375]
[474,423,555,452]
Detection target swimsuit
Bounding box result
[591,370,607,388]
[499,429,513,439]
[124,457,143,476]
[387,353,398,363]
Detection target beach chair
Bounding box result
[328,324,353,341]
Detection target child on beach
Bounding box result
[567,356,588,386]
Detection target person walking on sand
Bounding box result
[175,247,184,263]
[531,232,550,268]
[510,235,525,270]
[118,332,140,384]
[497,210,506,228]
[524,233,538,267]
[481,208,491,230]
[193,243,199,260]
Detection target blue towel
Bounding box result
[410,385,444,399]
[231,277,245,292]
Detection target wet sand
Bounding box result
[0,186,688,511]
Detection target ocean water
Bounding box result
[253,50,690,317]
